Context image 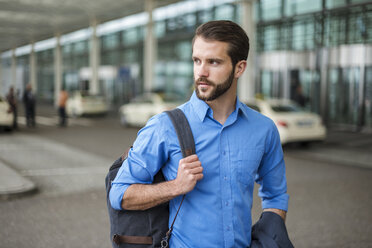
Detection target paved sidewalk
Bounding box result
[0,127,371,199]
[0,132,111,199]
[284,130,372,169]
[0,159,36,199]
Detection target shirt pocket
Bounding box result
[234,149,264,186]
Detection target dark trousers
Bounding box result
[12,106,18,129]
[58,107,67,126]
[25,106,35,127]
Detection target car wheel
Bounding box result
[300,141,310,148]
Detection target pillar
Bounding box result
[239,0,257,101]
[144,0,156,92]
[11,49,16,87]
[54,35,62,107]
[0,55,2,93]
[30,43,37,92]
[90,21,100,95]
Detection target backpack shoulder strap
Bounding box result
[161,108,195,248]
[165,108,195,158]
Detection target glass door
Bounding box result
[328,67,360,127]
[364,66,372,129]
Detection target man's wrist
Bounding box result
[263,208,287,221]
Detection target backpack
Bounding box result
[105,108,195,248]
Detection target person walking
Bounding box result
[23,83,36,127]
[6,86,18,129]
[58,88,68,127]
[293,84,308,108]
[110,20,291,247]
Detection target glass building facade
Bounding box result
[256,0,372,131]
[1,0,371,131]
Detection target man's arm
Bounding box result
[122,154,203,210]
[263,208,287,221]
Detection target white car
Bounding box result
[0,96,14,130]
[245,99,326,145]
[119,93,181,127]
[66,91,108,117]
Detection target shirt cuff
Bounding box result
[109,183,130,210]
[262,193,289,212]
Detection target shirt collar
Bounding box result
[190,91,210,122]
[190,91,249,122]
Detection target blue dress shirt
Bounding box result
[110,92,289,248]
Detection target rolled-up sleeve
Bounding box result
[109,114,169,210]
[255,121,289,211]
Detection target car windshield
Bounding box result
[271,104,301,113]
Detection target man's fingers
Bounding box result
[180,160,202,170]
[181,154,199,163]
[188,166,203,175]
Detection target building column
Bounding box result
[239,0,257,101]
[319,48,329,124]
[90,21,100,95]
[30,43,37,92]
[144,0,156,92]
[0,55,2,93]
[11,49,16,87]
[54,35,62,107]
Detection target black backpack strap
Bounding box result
[161,108,195,248]
[165,108,196,157]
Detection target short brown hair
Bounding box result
[192,20,249,67]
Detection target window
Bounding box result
[285,0,322,16]
[261,0,281,21]
[326,0,347,9]
[215,4,235,20]
[122,28,138,46]
[102,34,119,49]
[263,26,279,51]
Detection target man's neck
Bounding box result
[206,85,237,125]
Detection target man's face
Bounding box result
[192,37,235,102]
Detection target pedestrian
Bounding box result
[23,83,36,127]
[110,20,292,247]
[293,84,308,108]
[58,87,68,127]
[6,86,18,129]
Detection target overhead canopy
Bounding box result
[0,0,182,53]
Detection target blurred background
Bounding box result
[0,0,372,247]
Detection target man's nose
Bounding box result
[196,63,209,78]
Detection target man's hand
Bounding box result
[174,154,203,195]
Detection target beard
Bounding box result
[195,69,235,101]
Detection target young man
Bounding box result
[23,83,36,127]
[110,20,289,247]
[6,86,18,129]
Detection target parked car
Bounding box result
[0,96,14,130]
[245,99,326,145]
[119,93,182,127]
[66,91,108,117]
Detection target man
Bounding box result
[58,88,68,127]
[110,20,290,247]
[23,83,36,127]
[6,86,18,129]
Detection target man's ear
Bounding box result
[234,60,247,78]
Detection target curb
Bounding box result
[0,160,37,200]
